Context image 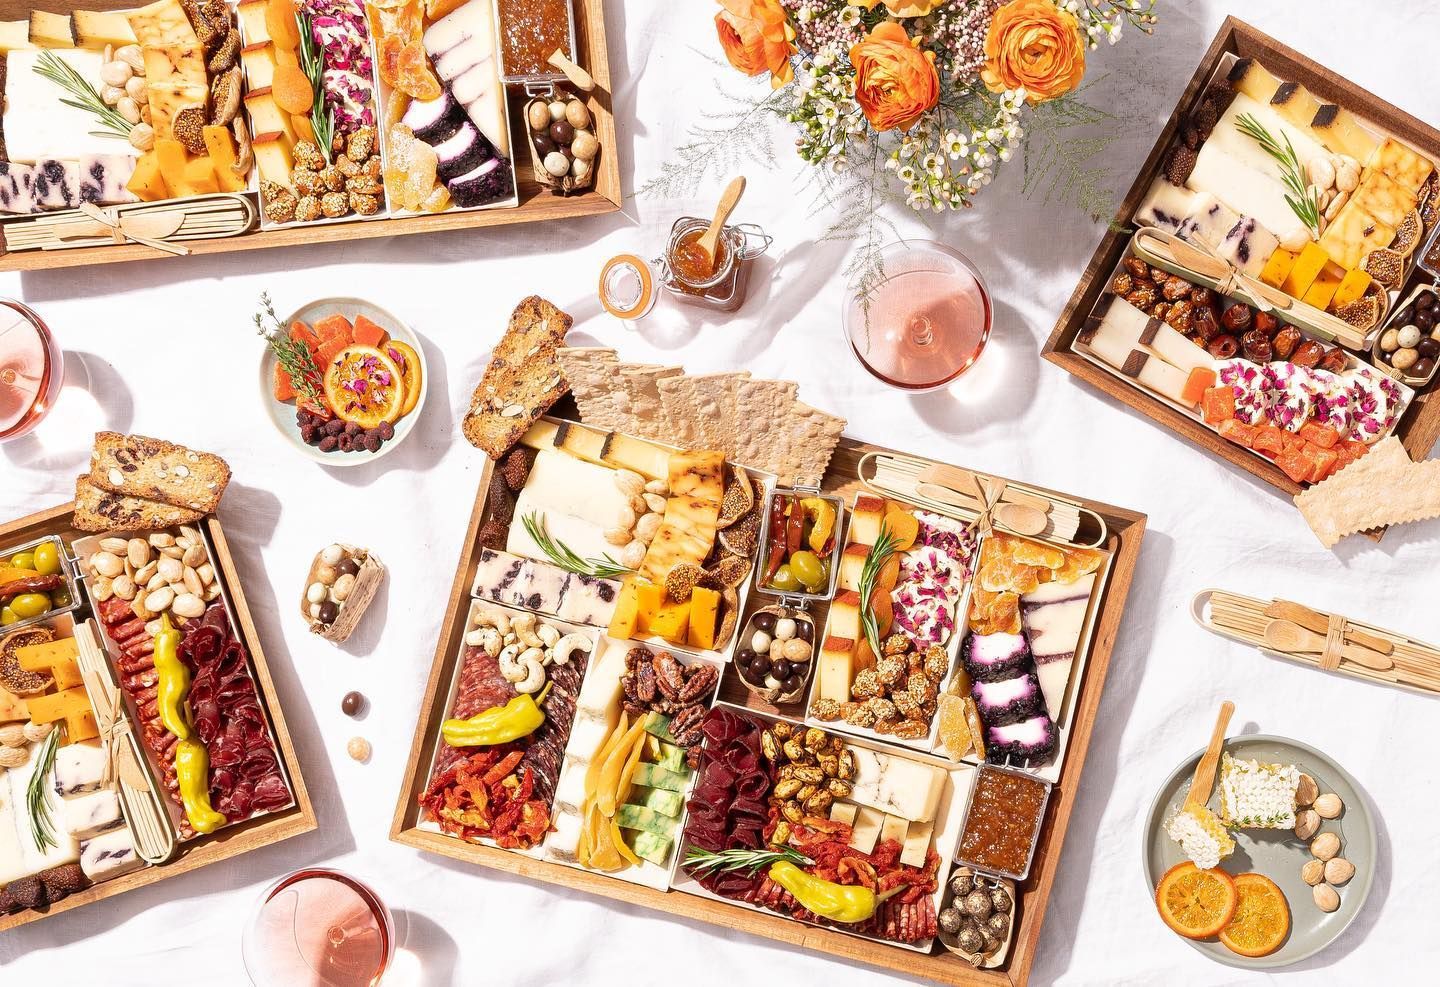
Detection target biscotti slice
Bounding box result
[72,475,204,533]
[88,432,232,513]
[462,296,574,459]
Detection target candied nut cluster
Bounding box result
[810,635,943,740]
[263,128,385,225]
[620,647,716,764]
[759,722,855,847]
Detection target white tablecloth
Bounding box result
[3,2,1437,984]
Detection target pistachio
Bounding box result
[1295,773,1319,807]
[1310,831,1341,861]
[1301,859,1325,886]
[1312,883,1340,912]
[1294,808,1321,840]
[1312,793,1343,819]
[1324,857,1355,885]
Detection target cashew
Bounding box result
[466,626,503,654]
[497,643,524,681]
[537,623,561,649]
[511,612,543,649]
[550,632,592,665]
[471,603,511,635]
[513,652,546,694]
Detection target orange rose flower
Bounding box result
[980,0,1086,104]
[714,0,795,89]
[849,22,940,133]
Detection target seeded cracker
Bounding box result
[462,296,573,459]
[1293,436,1440,546]
[556,347,622,430]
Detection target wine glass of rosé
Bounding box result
[0,299,63,443]
[242,869,395,987]
[841,240,992,392]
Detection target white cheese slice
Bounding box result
[4,48,129,162]
[1187,142,1298,241]
[1217,216,1279,278]
[53,741,107,797]
[551,756,589,815]
[1208,93,1327,181]
[507,449,632,564]
[849,804,884,854]
[77,154,138,205]
[62,788,122,841]
[0,772,27,885]
[0,161,38,214]
[4,740,80,879]
[847,747,947,823]
[900,818,935,868]
[574,642,626,717]
[1023,573,1096,720]
[543,808,582,861]
[422,1,508,157]
[80,826,143,881]
[1035,659,1075,723]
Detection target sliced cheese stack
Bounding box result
[1021,572,1096,720]
[52,741,142,881]
[1135,178,1239,251]
[1081,297,1216,409]
[422,0,510,158]
[0,740,80,888]
[507,449,635,564]
[400,88,510,209]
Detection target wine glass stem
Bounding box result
[909,316,934,348]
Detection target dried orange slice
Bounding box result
[384,340,424,417]
[1155,862,1239,940]
[1219,873,1290,957]
[322,344,405,429]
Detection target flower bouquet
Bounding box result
[693,0,1158,214]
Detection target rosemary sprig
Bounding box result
[1234,112,1321,237]
[522,512,634,580]
[684,844,813,877]
[33,50,132,141]
[858,523,901,661]
[295,10,335,164]
[254,291,326,407]
[27,730,60,853]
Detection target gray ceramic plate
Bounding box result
[258,297,428,467]
[1143,735,1375,969]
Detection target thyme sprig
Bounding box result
[254,291,326,407]
[683,844,813,877]
[858,523,901,661]
[1234,112,1321,237]
[27,730,60,853]
[522,511,635,580]
[33,50,132,141]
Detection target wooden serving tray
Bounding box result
[389,433,1146,987]
[0,503,316,932]
[0,0,620,273]
[1043,16,1440,497]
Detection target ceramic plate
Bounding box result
[1143,734,1374,969]
[258,297,427,467]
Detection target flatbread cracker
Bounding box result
[771,402,847,487]
[617,365,682,441]
[556,348,621,430]
[1293,437,1440,546]
[731,379,799,473]
[658,372,748,452]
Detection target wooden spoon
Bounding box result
[1263,599,1394,655]
[1263,619,1394,671]
[695,176,746,275]
[547,48,595,92]
[1185,700,1234,809]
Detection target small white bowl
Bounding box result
[258,296,428,467]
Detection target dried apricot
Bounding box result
[266,0,301,50]
[272,62,314,114]
[882,507,919,551]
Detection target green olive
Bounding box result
[789,550,825,590]
[9,551,36,571]
[51,587,72,608]
[31,542,60,576]
[8,593,51,618]
[769,565,801,592]
[0,606,17,626]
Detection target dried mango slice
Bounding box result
[377,33,405,88]
[396,41,441,100]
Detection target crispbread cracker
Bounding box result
[772,402,847,487]
[462,296,573,459]
[657,372,748,452]
[72,475,203,533]
[556,347,621,430]
[731,378,799,473]
[1294,437,1440,546]
[616,364,681,441]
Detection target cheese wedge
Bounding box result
[126,0,198,47]
[72,10,137,47]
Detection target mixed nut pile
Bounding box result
[1292,774,1354,913]
[759,722,855,848]
[620,648,717,763]
[86,527,221,620]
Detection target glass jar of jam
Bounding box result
[658,216,770,312]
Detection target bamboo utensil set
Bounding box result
[3,195,257,254]
[1196,589,1440,695]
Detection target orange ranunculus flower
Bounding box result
[714,0,796,89]
[853,0,943,13]
[980,0,1086,104]
[849,21,940,133]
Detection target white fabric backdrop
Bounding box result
[3,1,1438,984]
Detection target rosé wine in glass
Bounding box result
[242,869,394,987]
[843,241,992,391]
[0,299,62,442]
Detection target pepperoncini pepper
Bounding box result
[767,860,880,924]
[442,683,551,748]
[151,614,191,741]
[174,738,227,835]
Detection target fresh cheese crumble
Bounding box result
[1219,753,1299,829]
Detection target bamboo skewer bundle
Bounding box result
[2,194,257,253]
[859,451,1097,547]
[1195,588,1440,694]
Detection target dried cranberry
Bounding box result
[318,435,339,452]
[364,433,382,453]
[325,419,346,437]
[337,433,354,453]
[378,421,395,440]
[299,425,319,444]
[345,422,363,437]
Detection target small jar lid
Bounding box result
[598,254,656,321]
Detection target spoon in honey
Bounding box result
[694,176,746,276]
